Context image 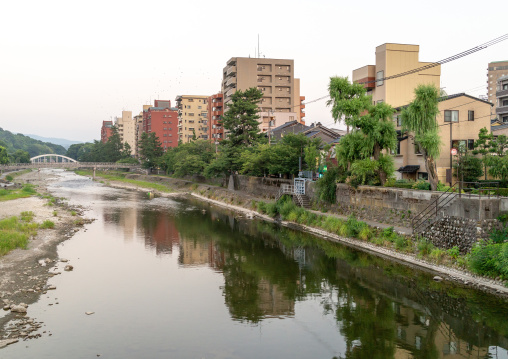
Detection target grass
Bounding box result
[0,184,38,202]
[39,220,55,229]
[0,214,38,256]
[70,211,77,216]
[252,196,469,268]
[75,170,173,193]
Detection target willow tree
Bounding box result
[327,76,397,185]
[401,85,441,191]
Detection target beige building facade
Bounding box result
[353,43,441,108]
[222,57,303,123]
[487,61,508,105]
[115,110,136,155]
[394,94,493,183]
[176,95,209,143]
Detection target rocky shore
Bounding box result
[0,170,91,348]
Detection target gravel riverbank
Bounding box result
[0,170,90,349]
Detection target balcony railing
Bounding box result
[226,66,237,76]
[497,89,508,98]
[496,105,508,115]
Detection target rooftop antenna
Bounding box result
[258,34,259,58]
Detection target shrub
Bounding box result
[430,248,446,262]
[40,220,55,229]
[266,202,279,217]
[412,180,431,191]
[5,175,13,182]
[21,184,36,194]
[447,246,460,260]
[20,211,34,222]
[53,211,58,217]
[416,238,435,256]
[358,227,373,241]
[287,211,299,222]
[467,241,502,277]
[345,215,367,237]
[70,211,77,216]
[394,235,408,250]
[256,201,267,214]
[489,227,508,244]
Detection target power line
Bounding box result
[292,33,508,114]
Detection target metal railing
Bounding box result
[411,181,502,233]
[411,182,459,234]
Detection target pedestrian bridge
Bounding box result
[0,154,141,171]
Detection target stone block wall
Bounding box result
[420,216,505,253]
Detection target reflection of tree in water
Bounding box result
[171,199,508,355]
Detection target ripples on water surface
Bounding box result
[2,170,508,359]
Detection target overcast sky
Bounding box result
[0,0,506,142]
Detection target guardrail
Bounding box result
[0,162,141,170]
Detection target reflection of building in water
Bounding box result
[103,192,139,242]
[393,303,489,358]
[179,239,211,266]
[258,279,295,317]
[143,214,180,255]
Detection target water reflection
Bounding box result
[94,191,508,358]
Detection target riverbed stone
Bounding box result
[433,276,443,282]
[64,265,73,271]
[10,305,27,313]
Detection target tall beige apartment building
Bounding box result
[176,95,209,143]
[221,57,303,127]
[487,61,508,105]
[115,110,136,155]
[352,43,441,108]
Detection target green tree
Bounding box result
[138,132,163,169]
[208,88,265,176]
[122,142,132,159]
[66,143,86,160]
[473,127,494,180]
[161,140,214,177]
[401,84,441,191]
[10,149,31,163]
[327,77,397,185]
[453,144,483,182]
[0,146,9,164]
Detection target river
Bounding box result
[2,170,508,358]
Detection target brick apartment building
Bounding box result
[143,100,179,151]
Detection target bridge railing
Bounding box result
[0,162,141,169]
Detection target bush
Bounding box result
[489,227,508,244]
[416,238,435,256]
[430,248,446,262]
[412,180,431,191]
[256,201,267,214]
[21,184,36,194]
[358,226,373,241]
[388,179,415,189]
[5,175,13,182]
[394,236,408,250]
[447,246,460,260]
[467,241,502,277]
[345,215,367,237]
[40,220,55,229]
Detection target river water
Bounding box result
[3,170,508,358]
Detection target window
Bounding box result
[376,70,384,86]
[418,172,429,180]
[452,140,466,150]
[391,141,401,155]
[503,115,508,123]
[397,115,402,127]
[444,110,459,122]
[189,113,194,116]
[502,99,508,106]
[414,143,422,154]
[468,139,474,150]
[198,106,202,109]
[503,84,508,90]
[468,110,474,121]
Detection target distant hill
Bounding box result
[0,127,67,157]
[25,134,83,149]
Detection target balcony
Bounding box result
[226,77,236,87]
[226,88,235,97]
[497,89,508,98]
[226,66,237,76]
[496,105,508,115]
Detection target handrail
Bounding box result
[412,182,459,233]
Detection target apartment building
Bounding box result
[394,93,493,183]
[353,43,441,108]
[142,100,179,151]
[114,111,136,155]
[487,61,508,105]
[495,75,508,123]
[207,93,224,145]
[176,95,209,143]
[100,120,113,143]
[221,57,303,124]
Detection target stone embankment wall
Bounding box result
[305,182,508,228]
[420,217,504,253]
